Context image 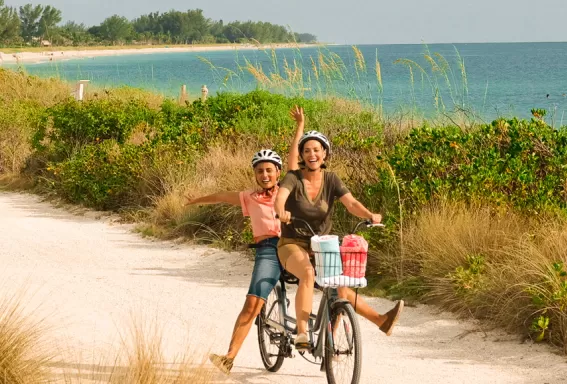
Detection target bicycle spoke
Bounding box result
[326,302,361,384]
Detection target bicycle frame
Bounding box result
[258,217,381,359]
[263,265,349,359]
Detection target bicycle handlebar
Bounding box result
[275,214,384,237]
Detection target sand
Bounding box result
[0,191,565,383]
[0,43,310,65]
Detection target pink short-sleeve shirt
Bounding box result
[239,187,281,240]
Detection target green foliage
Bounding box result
[27,90,381,211]
[525,262,567,342]
[2,5,316,47]
[46,141,147,210]
[531,315,550,342]
[448,254,487,296]
[18,4,43,42]
[33,98,158,159]
[45,140,194,210]
[374,118,567,216]
[98,15,133,44]
[531,108,547,120]
[0,1,20,45]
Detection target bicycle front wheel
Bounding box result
[325,301,362,384]
[257,283,286,372]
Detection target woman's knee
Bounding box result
[302,265,315,283]
[241,296,264,321]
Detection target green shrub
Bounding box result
[33,98,159,160]
[373,117,567,217]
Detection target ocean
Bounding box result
[11,42,567,121]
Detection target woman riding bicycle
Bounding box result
[275,127,404,351]
[185,148,285,375]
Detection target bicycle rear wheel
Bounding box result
[257,283,286,372]
[324,301,362,384]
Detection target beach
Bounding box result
[0,43,312,65]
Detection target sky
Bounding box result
[5,0,567,44]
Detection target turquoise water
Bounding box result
[10,42,567,120]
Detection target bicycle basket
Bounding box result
[312,250,368,288]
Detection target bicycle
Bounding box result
[253,217,383,384]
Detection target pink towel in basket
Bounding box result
[340,235,368,278]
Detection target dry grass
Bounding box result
[84,86,165,110]
[0,291,52,384]
[0,68,70,107]
[399,202,567,350]
[0,288,214,383]
[0,69,68,173]
[141,142,256,244]
[60,318,214,384]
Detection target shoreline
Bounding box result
[0,43,314,65]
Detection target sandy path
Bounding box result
[0,191,565,383]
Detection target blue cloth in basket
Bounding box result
[311,235,343,278]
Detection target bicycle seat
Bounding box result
[281,269,299,285]
[247,243,299,284]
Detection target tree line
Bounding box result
[0,1,317,47]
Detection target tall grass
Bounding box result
[0,291,52,384]
[61,318,214,384]
[0,288,214,383]
[398,203,567,351]
[197,43,480,125]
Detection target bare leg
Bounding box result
[337,287,387,327]
[282,250,314,335]
[226,295,265,359]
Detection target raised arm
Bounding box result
[339,193,382,224]
[288,105,305,171]
[185,192,241,207]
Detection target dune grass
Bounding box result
[394,203,567,350]
[0,291,52,384]
[0,287,214,384]
[59,318,214,384]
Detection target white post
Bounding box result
[201,85,208,102]
[179,84,187,104]
[74,80,90,101]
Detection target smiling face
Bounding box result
[301,140,327,171]
[254,162,280,189]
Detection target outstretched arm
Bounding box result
[339,193,382,224]
[185,192,241,207]
[288,105,305,171]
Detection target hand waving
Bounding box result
[289,105,305,125]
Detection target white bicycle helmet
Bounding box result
[298,130,331,154]
[251,149,282,169]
